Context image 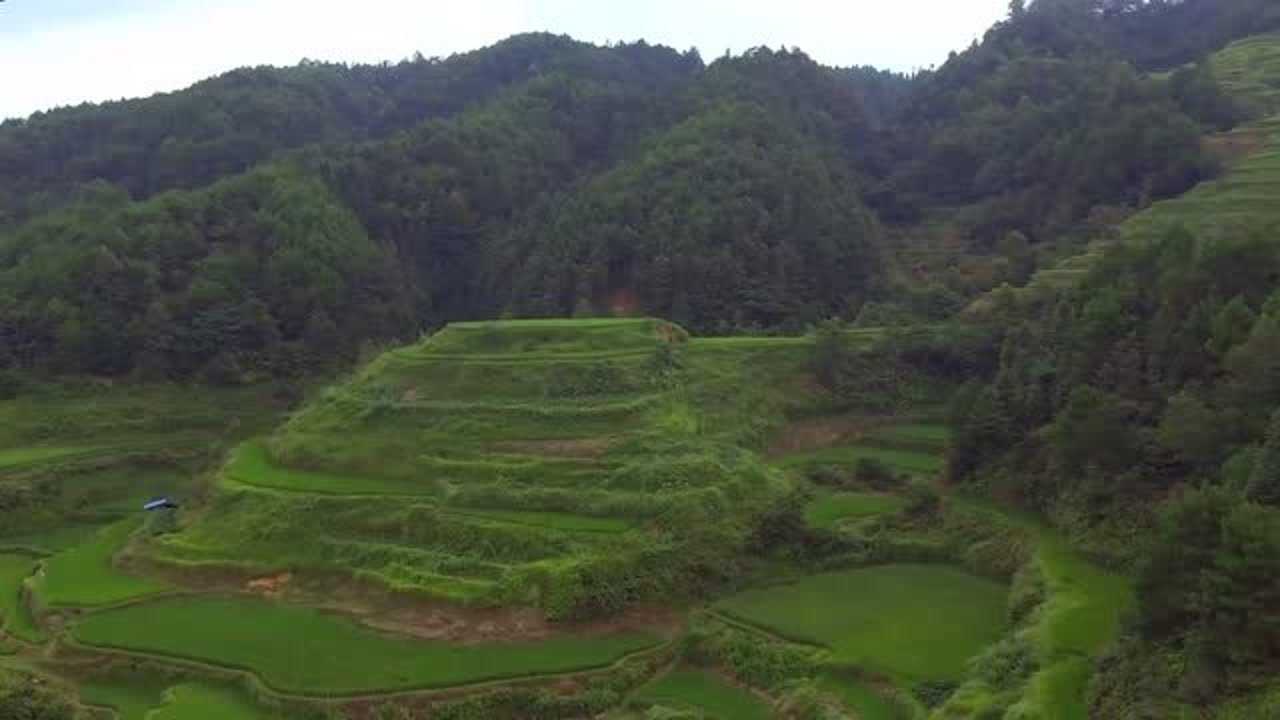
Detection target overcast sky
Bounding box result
[1,0,1009,122]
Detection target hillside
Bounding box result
[2,318,1009,718]
[4,1,1273,380]
[149,318,796,617]
[6,1,1280,718]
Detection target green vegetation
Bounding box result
[633,667,771,719]
[0,555,41,643]
[1212,33,1280,116]
[717,564,1007,682]
[819,674,903,720]
[0,446,98,470]
[869,423,951,448]
[153,319,794,617]
[803,492,907,530]
[73,595,660,694]
[778,445,943,477]
[2,1,1279,715]
[77,676,171,720]
[225,442,424,496]
[38,519,168,607]
[149,682,284,720]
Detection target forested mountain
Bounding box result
[5,0,1280,717]
[0,0,1275,383]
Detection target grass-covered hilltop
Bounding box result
[4,0,1280,717]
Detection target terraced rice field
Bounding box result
[225,442,430,496]
[1019,112,1280,298]
[0,445,100,469]
[948,495,1134,719]
[147,682,285,720]
[632,666,772,719]
[804,492,907,530]
[38,518,169,607]
[776,444,944,477]
[77,676,174,720]
[73,595,662,694]
[1212,32,1280,116]
[717,564,1008,682]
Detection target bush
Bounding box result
[854,458,897,488]
[914,679,959,708]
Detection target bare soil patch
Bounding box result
[768,416,882,457]
[1205,126,1269,168]
[492,437,615,458]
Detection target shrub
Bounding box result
[914,679,959,708]
[854,458,897,488]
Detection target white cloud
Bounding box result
[0,0,1007,121]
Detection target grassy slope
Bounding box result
[39,518,169,607]
[819,673,904,720]
[717,564,1008,682]
[942,497,1134,720]
[153,318,802,607]
[633,667,772,720]
[1212,32,1280,117]
[0,555,42,642]
[993,34,1280,299]
[73,595,660,695]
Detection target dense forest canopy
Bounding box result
[0,0,1275,383]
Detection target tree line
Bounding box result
[1,1,1273,382]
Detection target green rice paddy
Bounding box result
[717,564,1008,681]
[0,445,98,469]
[38,518,169,607]
[77,676,172,720]
[776,444,944,476]
[633,666,771,720]
[804,492,907,530]
[148,682,284,720]
[225,442,428,496]
[868,423,951,448]
[73,595,662,694]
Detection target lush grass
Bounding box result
[634,667,771,720]
[0,554,42,642]
[0,523,106,555]
[948,494,1134,719]
[1035,534,1133,658]
[73,595,662,694]
[819,673,905,720]
[158,319,801,610]
[776,444,944,476]
[77,676,171,720]
[39,518,169,607]
[1211,32,1280,116]
[717,564,1008,681]
[868,423,951,448]
[0,383,282,450]
[450,508,631,534]
[804,492,907,530]
[0,445,98,469]
[225,442,428,496]
[149,682,283,720]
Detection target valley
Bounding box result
[0,318,1130,719]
